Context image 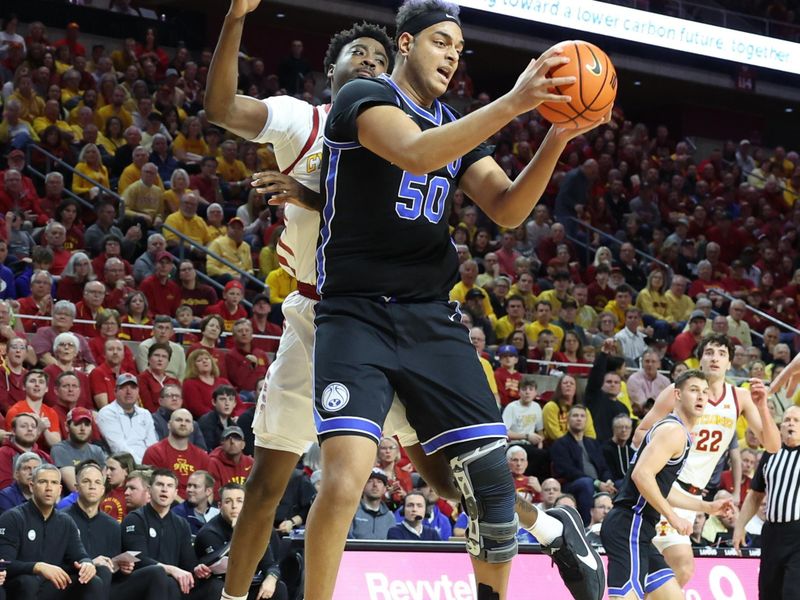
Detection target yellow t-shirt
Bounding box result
[449,281,495,318]
[265,268,298,304]
[72,162,110,195]
[542,401,596,441]
[217,158,248,183]
[163,212,211,247]
[526,321,565,351]
[172,133,209,158]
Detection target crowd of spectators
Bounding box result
[0,9,795,596]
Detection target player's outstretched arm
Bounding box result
[357,47,574,178]
[205,0,269,140]
[460,111,611,228]
[732,489,764,552]
[740,379,781,453]
[631,384,676,448]
[630,423,691,533]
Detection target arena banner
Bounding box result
[334,550,758,599]
[453,0,800,75]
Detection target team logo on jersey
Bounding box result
[28,529,36,541]
[306,152,322,173]
[321,382,350,412]
[149,527,157,538]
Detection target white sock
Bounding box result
[221,591,248,600]
[526,511,563,545]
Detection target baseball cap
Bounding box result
[689,310,707,322]
[67,407,93,424]
[498,345,518,357]
[252,293,270,305]
[465,288,484,300]
[610,266,623,274]
[227,217,245,228]
[222,425,245,439]
[67,22,80,30]
[155,250,173,263]
[165,68,179,78]
[368,468,388,485]
[225,280,244,292]
[116,373,138,388]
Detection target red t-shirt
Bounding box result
[494,367,522,408]
[88,362,119,406]
[140,275,182,318]
[50,248,71,276]
[184,343,228,380]
[5,400,61,447]
[89,337,138,374]
[224,347,269,393]
[669,331,698,362]
[181,376,233,419]
[0,368,27,415]
[141,438,209,497]
[204,301,248,332]
[43,364,93,410]
[250,319,282,354]
[99,486,127,522]
[73,301,100,339]
[137,370,181,413]
[16,297,48,333]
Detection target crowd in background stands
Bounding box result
[0,9,794,577]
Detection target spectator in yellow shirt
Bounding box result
[449,260,494,317]
[216,140,250,201]
[664,275,695,324]
[9,73,45,123]
[171,116,208,164]
[508,272,537,313]
[527,300,565,351]
[33,100,75,141]
[265,267,297,305]
[163,192,210,256]
[97,85,133,131]
[122,162,165,228]
[542,374,596,442]
[469,327,500,408]
[72,143,110,197]
[206,217,253,284]
[603,284,635,333]
[118,146,165,193]
[0,99,40,146]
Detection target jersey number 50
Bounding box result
[396,172,450,224]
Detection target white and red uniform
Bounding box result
[653,382,740,551]
[249,96,416,454]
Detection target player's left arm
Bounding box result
[739,378,781,453]
[250,171,323,212]
[460,115,611,228]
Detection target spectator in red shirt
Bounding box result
[137,342,180,412]
[42,332,93,411]
[494,344,522,408]
[0,168,47,225]
[185,314,228,379]
[5,370,62,450]
[669,310,707,362]
[207,425,253,501]
[507,445,540,504]
[0,412,52,489]
[89,338,126,409]
[494,231,521,278]
[721,447,757,507]
[31,300,95,368]
[88,310,138,375]
[99,452,137,523]
[0,337,28,414]
[54,22,86,57]
[688,260,725,299]
[587,263,613,313]
[182,349,233,419]
[205,279,248,332]
[56,252,95,305]
[101,257,136,314]
[43,221,71,276]
[177,260,218,318]
[140,250,182,318]
[92,235,133,280]
[16,269,53,333]
[141,408,209,499]
[224,318,269,397]
[528,329,569,375]
[189,156,223,206]
[73,280,107,339]
[249,293,282,354]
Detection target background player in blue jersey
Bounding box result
[601,370,734,600]
[305,1,611,599]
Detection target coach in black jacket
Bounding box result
[194,483,288,600]
[550,405,617,526]
[121,468,223,600]
[0,464,102,599]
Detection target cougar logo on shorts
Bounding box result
[321,382,350,412]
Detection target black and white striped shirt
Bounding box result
[751,444,800,523]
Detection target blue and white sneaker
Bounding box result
[542,505,605,600]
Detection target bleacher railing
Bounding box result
[24,143,268,306]
[566,217,800,337]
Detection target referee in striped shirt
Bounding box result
[734,405,800,598]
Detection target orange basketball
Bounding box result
[538,40,618,129]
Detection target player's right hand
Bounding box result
[228,0,262,19]
[506,47,575,114]
[667,514,692,536]
[707,497,734,517]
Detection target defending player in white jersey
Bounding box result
[632,334,781,587]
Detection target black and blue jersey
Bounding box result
[317,74,490,301]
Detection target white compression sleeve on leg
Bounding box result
[526,510,564,545]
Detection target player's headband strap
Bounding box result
[397,10,460,38]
